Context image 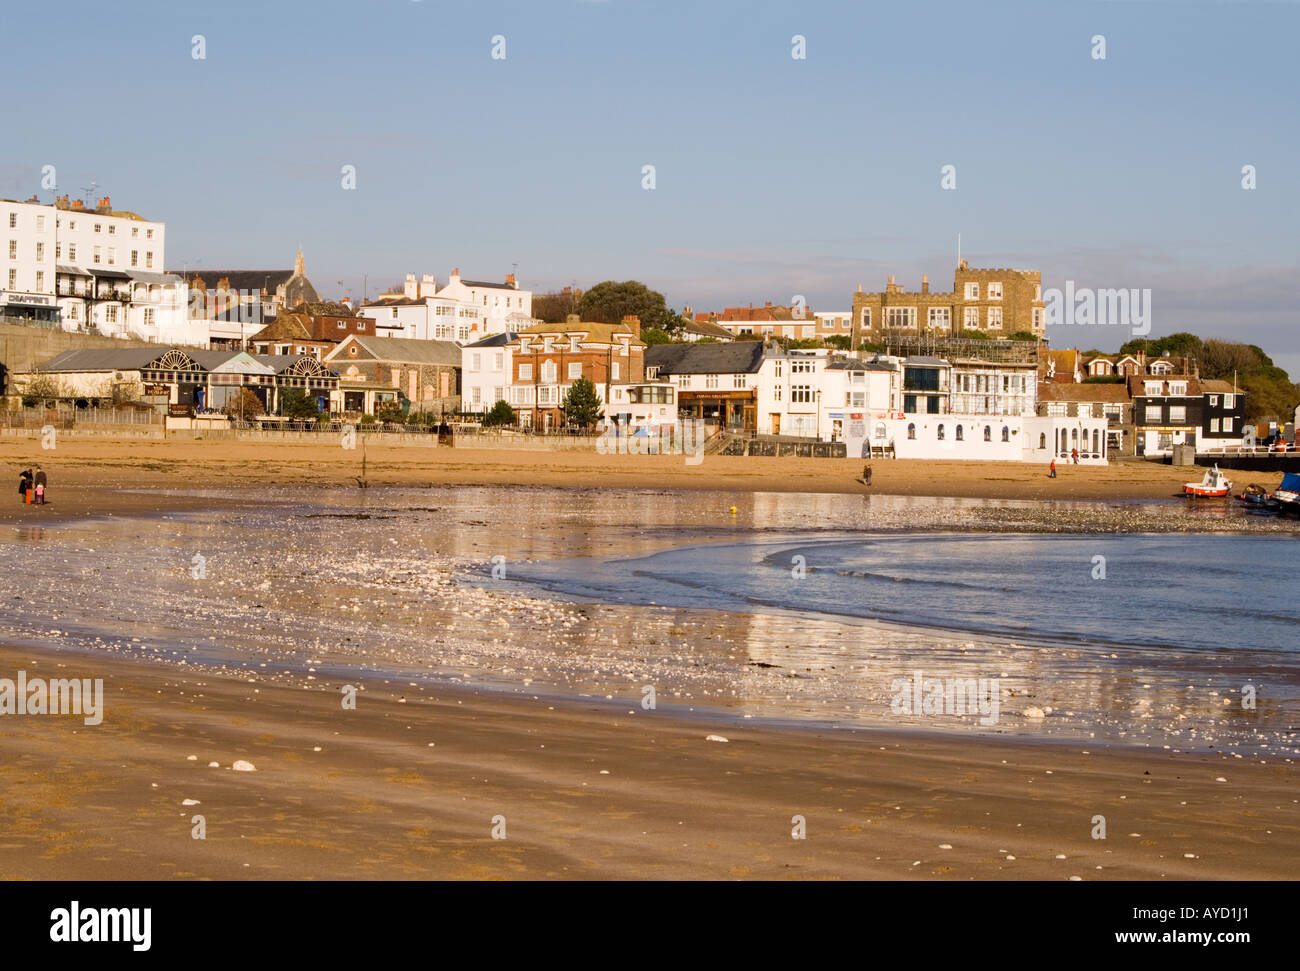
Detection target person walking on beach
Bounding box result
[1071,447,1079,465]
[33,464,46,504]
[863,464,873,486]
[1049,458,1057,479]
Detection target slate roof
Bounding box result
[175,270,294,291]
[459,279,517,290]
[681,319,735,340]
[327,335,462,367]
[36,348,182,372]
[1037,382,1131,403]
[645,341,766,375]
[464,332,519,348]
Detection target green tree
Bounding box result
[579,280,672,330]
[562,376,603,429]
[1007,331,1040,342]
[640,327,676,345]
[824,334,852,350]
[280,388,321,420]
[482,400,517,427]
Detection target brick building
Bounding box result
[323,334,461,416]
[248,307,375,359]
[507,314,646,429]
[851,259,1044,347]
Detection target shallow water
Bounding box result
[1,485,1296,758]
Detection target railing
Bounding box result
[1,407,161,427]
[1198,444,1294,456]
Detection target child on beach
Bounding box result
[1049,459,1057,479]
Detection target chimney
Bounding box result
[450,268,460,281]
[420,274,436,298]
[765,301,772,308]
[404,273,418,300]
[71,200,84,209]
[505,273,516,288]
[96,196,111,213]
[921,274,929,294]
[621,314,641,337]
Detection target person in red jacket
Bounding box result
[1049,459,1057,479]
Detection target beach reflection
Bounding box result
[0,484,1294,757]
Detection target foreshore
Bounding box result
[0,438,1224,521]
[2,643,1295,880]
[1,438,1296,881]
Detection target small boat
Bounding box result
[1184,464,1232,498]
[1273,472,1300,515]
[1237,483,1279,511]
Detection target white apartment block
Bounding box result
[2,194,189,342]
[360,269,534,343]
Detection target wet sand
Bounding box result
[1,643,1295,880]
[0,438,1213,527]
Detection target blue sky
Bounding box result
[2,0,1297,373]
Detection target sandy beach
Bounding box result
[2,643,1295,881]
[0,436,1296,881]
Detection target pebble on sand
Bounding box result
[182,798,200,806]
[705,734,729,743]
[1022,707,1046,719]
[232,760,257,772]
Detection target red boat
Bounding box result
[1184,465,1232,498]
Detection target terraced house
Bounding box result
[851,259,1045,347]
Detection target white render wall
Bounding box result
[460,343,513,411]
[2,201,57,298]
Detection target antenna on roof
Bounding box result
[81,180,99,207]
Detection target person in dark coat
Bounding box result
[19,468,32,503]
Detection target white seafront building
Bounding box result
[2,194,193,342]
[359,269,535,343]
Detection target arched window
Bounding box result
[907,423,916,440]
[937,424,945,440]
[1039,432,1047,449]
[984,425,992,442]
[955,425,964,441]
[1071,428,1078,445]
[1092,429,1099,453]
[1002,425,1010,442]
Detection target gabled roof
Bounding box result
[1200,379,1241,394]
[1037,382,1131,403]
[249,313,315,342]
[645,341,765,375]
[516,320,645,346]
[681,319,735,340]
[324,335,462,367]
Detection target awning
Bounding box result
[89,267,131,280]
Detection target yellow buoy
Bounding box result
[729,505,737,514]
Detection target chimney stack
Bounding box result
[621,314,641,337]
[505,273,516,288]
[921,274,929,294]
[404,273,418,300]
